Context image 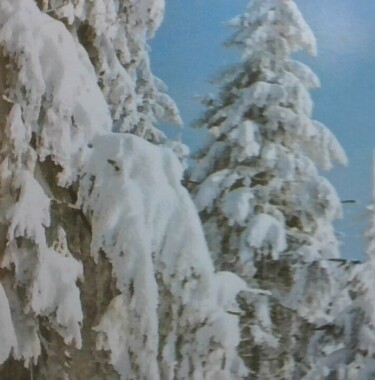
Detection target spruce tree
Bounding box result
[0,1,246,379]
[41,0,182,143]
[190,0,347,377]
[303,153,375,379]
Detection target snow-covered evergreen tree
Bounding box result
[303,153,375,379]
[189,0,347,377]
[0,1,245,379]
[41,0,182,143]
[349,155,375,377]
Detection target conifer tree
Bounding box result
[43,0,182,143]
[0,1,246,379]
[350,155,375,377]
[303,153,375,379]
[189,0,347,377]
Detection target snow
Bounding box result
[30,228,83,348]
[194,170,232,212]
[243,81,286,108]
[245,213,287,260]
[3,224,84,351]
[304,121,348,170]
[46,0,181,144]
[228,0,317,63]
[78,133,246,379]
[0,281,41,366]
[0,100,84,353]
[0,0,112,183]
[190,0,348,377]
[0,0,244,377]
[215,271,247,312]
[0,283,17,364]
[286,60,320,89]
[0,0,247,377]
[94,295,135,378]
[6,170,50,246]
[0,2,106,364]
[0,0,356,378]
[221,188,254,226]
[228,120,260,160]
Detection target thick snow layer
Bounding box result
[0,0,111,182]
[221,188,254,226]
[44,0,181,143]
[30,228,84,348]
[194,170,236,213]
[215,271,247,312]
[2,107,47,248]
[78,133,246,379]
[0,283,17,364]
[1,103,84,361]
[0,0,192,375]
[229,0,317,58]
[6,170,50,246]
[304,121,348,170]
[3,228,84,350]
[228,120,260,160]
[1,101,84,351]
[245,213,287,259]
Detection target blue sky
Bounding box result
[150,0,375,260]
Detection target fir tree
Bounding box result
[303,153,375,379]
[0,1,245,379]
[189,0,347,377]
[41,0,182,143]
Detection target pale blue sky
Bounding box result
[151,0,375,260]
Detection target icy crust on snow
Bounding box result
[0,0,111,184]
[78,133,247,379]
[42,0,182,143]
[0,105,84,364]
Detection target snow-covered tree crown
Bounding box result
[207,0,347,171]
[227,0,317,67]
[39,0,182,144]
[191,0,347,264]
